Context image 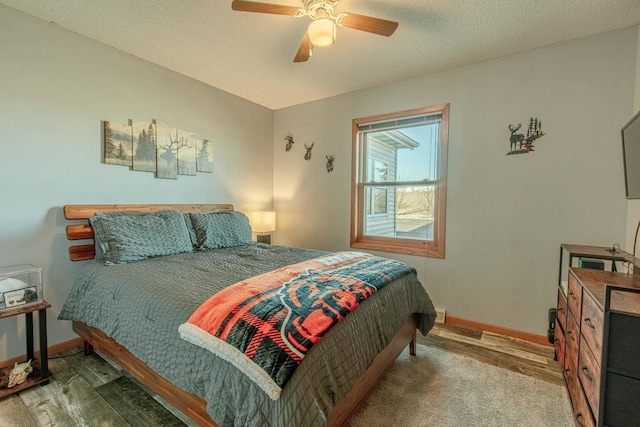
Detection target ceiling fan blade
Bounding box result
[340,13,398,37]
[231,0,302,16]
[293,33,313,63]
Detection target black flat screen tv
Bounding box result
[622,110,640,199]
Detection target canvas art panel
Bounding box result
[196,138,213,173]
[104,121,132,166]
[155,121,179,179]
[132,121,157,172]
[178,131,197,176]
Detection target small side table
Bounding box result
[0,301,51,398]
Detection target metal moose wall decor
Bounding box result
[506,117,546,155]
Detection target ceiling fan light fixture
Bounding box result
[308,18,335,47]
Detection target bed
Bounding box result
[60,204,436,426]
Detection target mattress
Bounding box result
[59,244,436,426]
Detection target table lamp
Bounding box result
[251,211,276,244]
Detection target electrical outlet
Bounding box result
[435,307,446,324]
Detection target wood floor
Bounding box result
[0,323,563,426]
[420,323,563,386]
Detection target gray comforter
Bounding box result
[59,244,436,426]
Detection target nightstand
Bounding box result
[0,301,51,398]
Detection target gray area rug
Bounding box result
[350,344,573,427]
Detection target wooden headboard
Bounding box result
[64,204,235,261]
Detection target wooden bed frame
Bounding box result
[64,204,418,427]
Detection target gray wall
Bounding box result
[626,28,640,252]
[273,27,638,336]
[0,5,273,360]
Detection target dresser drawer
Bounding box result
[557,288,567,332]
[580,292,603,360]
[567,272,582,320]
[573,381,596,427]
[564,345,579,410]
[565,309,580,360]
[554,322,565,368]
[578,339,601,420]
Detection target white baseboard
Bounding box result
[435,307,446,324]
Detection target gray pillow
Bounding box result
[89,210,194,264]
[182,213,198,248]
[189,211,253,250]
[92,229,105,261]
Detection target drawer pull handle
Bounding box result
[581,367,593,382]
[576,413,586,427]
[584,318,596,329]
[558,307,564,313]
[569,291,576,299]
[554,339,560,345]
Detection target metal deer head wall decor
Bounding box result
[304,142,314,160]
[284,133,295,152]
[326,155,335,172]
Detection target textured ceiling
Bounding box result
[2,0,639,110]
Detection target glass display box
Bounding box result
[0,264,42,312]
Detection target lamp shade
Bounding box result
[308,18,335,47]
[251,211,276,233]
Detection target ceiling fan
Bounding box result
[231,0,399,63]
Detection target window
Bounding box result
[365,160,389,215]
[366,187,388,215]
[350,104,449,258]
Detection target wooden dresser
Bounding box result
[555,267,640,426]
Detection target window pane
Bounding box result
[365,121,440,183]
[366,142,393,182]
[367,159,389,182]
[363,185,394,237]
[363,185,434,241]
[396,185,435,241]
[373,188,388,214]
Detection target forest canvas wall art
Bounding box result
[103,119,214,179]
[104,121,133,166]
[196,138,213,173]
[154,121,179,179]
[177,131,197,176]
[132,121,156,172]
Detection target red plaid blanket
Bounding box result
[178,251,413,399]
